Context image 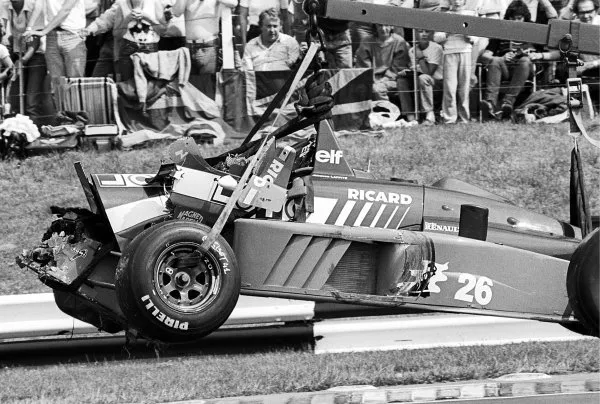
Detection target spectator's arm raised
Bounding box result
[84,1,120,36]
[538,0,559,19]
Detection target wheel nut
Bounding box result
[175,272,190,287]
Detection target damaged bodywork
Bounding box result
[16,119,598,343]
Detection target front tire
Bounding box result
[566,228,599,337]
[115,221,240,342]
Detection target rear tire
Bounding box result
[566,228,599,337]
[115,221,240,343]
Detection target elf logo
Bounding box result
[315,149,343,164]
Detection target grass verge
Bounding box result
[0,340,598,403]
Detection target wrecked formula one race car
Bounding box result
[17,1,600,343]
[16,115,599,343]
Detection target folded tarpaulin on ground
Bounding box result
[119,120,226,149]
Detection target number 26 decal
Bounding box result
[454,274,493,305]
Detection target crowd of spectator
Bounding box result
[0,0,597,126]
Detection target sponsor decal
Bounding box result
[176,210,204,223]
[255,147,292,187]
[312,174,348,180]
[299,143,312,159]
[420,261,494,306]
[424,221,459,233]
[211,182,233,204]
[254,159,283,187]
[348,189,412,205]
[201,237,231,274]
[315,149,343,164]
[69,248,88,261]
[389,260,436,297]
[454,274,493,306]
[141,295,189,330]
[423,261,449,293]
[96,174,155,187]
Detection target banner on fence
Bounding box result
[219,68,373,136]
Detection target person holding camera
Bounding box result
[479,0,541,120]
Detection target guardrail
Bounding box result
[0,293,315,341]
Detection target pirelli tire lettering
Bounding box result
[141,295,189,330]
[115,221,241,342]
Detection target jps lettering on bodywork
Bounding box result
[348,189,412,204]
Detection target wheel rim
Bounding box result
[154,242,222,314]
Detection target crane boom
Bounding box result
[313,0,600,55]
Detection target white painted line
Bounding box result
[0,294,315,341]
[314,315,594,354]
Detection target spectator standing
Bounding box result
[171,0,237,74]
[84,0,168,81]
[435,0,476,124]
[479,0,538,120]
[24,0,87,100]
[355,24,413,120]
[242,8,299,71]
[0,0,46,123]
[0,25,12,84]
[398,29,443,125]
[521,0,558,21]
[88,0,115,77]
[159,1,185,51]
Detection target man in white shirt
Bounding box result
[24,0,87,99]
[237,0,290,54]
[171,0,237,74]
[242,8,299,71]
